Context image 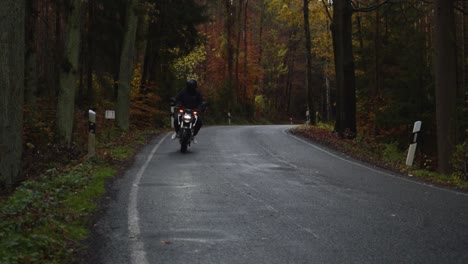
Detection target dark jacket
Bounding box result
[174,89,206,110]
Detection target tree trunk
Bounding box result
[303,0,316,125]
[140,25,153,93]
[235,0,242,101]
[287,53,296,115]
[0,0,25,187]
[86,1,95,105]
[325,21,332,122]
[461,0,467,107]
[116,0,139,131]
[25,0,38,106]
[54,0,62,96]
[243,0,249,107]
[256,0,266,92]
[325,68,331,122]
[56,0,83,147]
[372,0,382,136]
[331,0,357,137]
[225,0,234,95]
[138,18,150,93]
[433,0,458,174]
[374,0,382,96]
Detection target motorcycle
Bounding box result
[173,107,199,153]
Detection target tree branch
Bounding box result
[321,0,332,21]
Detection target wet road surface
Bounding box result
[88,125,468,264]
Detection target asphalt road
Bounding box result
[87,125,468,264]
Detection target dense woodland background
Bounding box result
[0,0,467,189]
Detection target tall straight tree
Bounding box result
[25,0,38,106]
[0,0,25,187]
[331,0,356,137]
[116,0,139,131]
[433,0,458,173]
[225,0,234,87]
[243,0,249,107]
[235,0,243,96]
[303,0,316,125]
[56,0,83,146]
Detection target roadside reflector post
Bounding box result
[88,110,96,158]
[105,110,115,142]
[228,112,231,125]
[406,121,422,166]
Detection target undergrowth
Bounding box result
[291,125,468,191]
[0,128,159,263]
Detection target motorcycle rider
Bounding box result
[171,78,207,142]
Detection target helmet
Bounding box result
[186,78,198,92]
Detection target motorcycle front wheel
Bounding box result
[180,137,188,153]
[180,130,190,153]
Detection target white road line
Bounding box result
[283,129,468,197]
[128,133,170,264]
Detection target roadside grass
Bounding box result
[291,125,468,191]
[110,146,135,160]
[409,170,468,189]
[0,129,159,263]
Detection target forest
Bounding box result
[0,0,467,189]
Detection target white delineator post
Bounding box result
[88,110,97,158]
[228,112,231,125]
[406,121,422,166]
[105,110,115,142]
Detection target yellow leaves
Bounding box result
[169,45,207,80]
[131,63,143,99]
[266,0,302,27]
[277,47,288,58]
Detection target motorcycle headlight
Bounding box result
[183,113,192,122]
